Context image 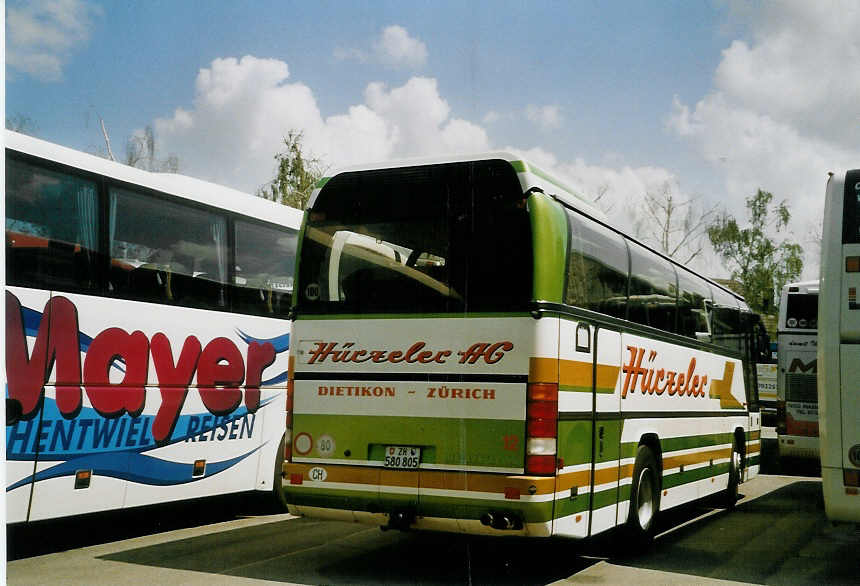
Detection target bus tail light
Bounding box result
[525,383,558,475]
[844,469,860,488]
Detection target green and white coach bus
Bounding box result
[282,153,764,542]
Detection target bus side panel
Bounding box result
[8,290,289,521]
[116,300,289,510]
[618,332,746,512]
[590,327,622,536]
[5,286,54,523]
[830,345,860,521]
[553,317,599,539]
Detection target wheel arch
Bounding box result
[639,433,663,488]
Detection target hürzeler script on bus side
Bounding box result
[306,341,513,365]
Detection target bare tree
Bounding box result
[591,183,614,214]
[94,114,178,172]
[635,180,717,264]
[6,113,38,135]
[125,125,178,172]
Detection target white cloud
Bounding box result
[525,104,563,131]
[335,25,427,70]
[374,25,428,69]
[153,57,489,194]
[6,0,102,82]
[668,0,860,275]
[482,110,502,124]
[502,146,681,240]
[667,0,860,277]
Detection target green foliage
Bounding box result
[707,189,803,315]
[258,130,324,210]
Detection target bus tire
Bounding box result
[723,438,742,510]
[627,445,660,544]
[272,435,289,512]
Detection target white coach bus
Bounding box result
[775,280,820,460]
[5,130,302,523]
[819,169,860,523]
[282,154,765,543]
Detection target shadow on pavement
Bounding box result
[612,480,858,586]
[7,491,278,561]
[100,518,600,585]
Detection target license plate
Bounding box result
[383,446,421,469]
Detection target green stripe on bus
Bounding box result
[293,414,525,468]
[662,462,730,489]
[526,163,592,207]
[620,431,735,458]
[553,485,621,519]
[529,192,567,303]
[292,212,309,308]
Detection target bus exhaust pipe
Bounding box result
[385,510,415,531]
[480,511,522,531]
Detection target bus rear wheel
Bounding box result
[723,438,742,510]
[627,445,660,544]
[272,435,289,512]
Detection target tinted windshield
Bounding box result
[297,160,532,314]
[785,293,818,329]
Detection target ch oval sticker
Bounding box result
[308,467,327,482]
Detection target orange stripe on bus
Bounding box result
[529,357,558,383]
[530,357,621,391]
[663,447,732,469]
[285,463,560,495]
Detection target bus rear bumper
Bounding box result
[282,462,554,537]
[778,435,820,460]
[287,503,552,536]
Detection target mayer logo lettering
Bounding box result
[788,358,817,374]
[5,292,281,444]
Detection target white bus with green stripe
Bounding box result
[818,169,860,523]
[283,154,764,541]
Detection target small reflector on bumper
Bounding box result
[290,473,304,485]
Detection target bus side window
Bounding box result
[627,241,678,333]
[677,269,712,340]
[710,287,741,352]
[108,187,228,310]
[564,211,629,319]
[6,158,101,293]
[232,219,298,317]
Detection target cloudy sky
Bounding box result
[6,0,860,278]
